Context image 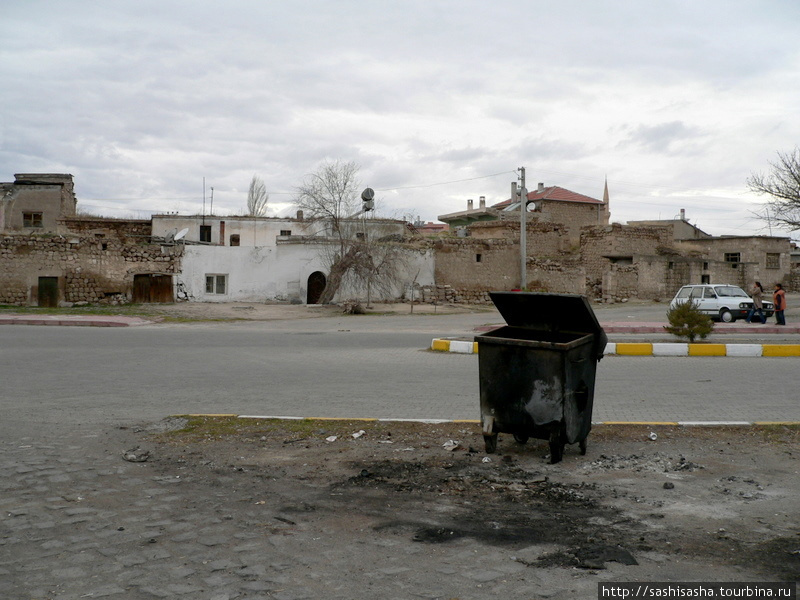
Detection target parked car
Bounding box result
[669,284,775,322]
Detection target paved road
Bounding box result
[2,315,799,600]
[2,317,799,437]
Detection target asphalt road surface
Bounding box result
[1,317,798,443]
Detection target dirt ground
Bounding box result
[144,418,800,589]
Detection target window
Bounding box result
[205,274,227,295]
[703,262,709,270]
[724,252,740,263]
[280,230,292,236]
[766,253,780,269]
[229,234,240,247]
[200,225,212,243]
[23,212,43,228]
[476,253,483,263]
[667,261,674,270]
[701,275,710,284]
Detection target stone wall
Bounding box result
[602,265,640,302]
[788,265,800,293]
[469,220,571,254]
[581,224,673,294]
[0,234,181,305]
[60,217,152,243]
[526,257,586,294]
[417,284,493,304]
[434,238,519,291]
[429,234,587,302]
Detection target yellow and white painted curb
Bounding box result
[431,339,800,357]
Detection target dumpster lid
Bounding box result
[489,291,604,335]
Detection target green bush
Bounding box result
[664,300,714,342]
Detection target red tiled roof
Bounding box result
[493,186,603,209]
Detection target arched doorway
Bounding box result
[307,271,327,304]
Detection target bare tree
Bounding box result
[747,147,800,231]
[294,160,405,305]
[246,175,269,216]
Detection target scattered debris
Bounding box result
[352,430,366,439]
[482,457,492,463]
[663,482,675,490]
[442,440,460,452]
[574,544,638,569]
[325,436,338,443]
[649,432,658,441]
[122,446,150,462]
[585,453,703,473]
[413,527,461,543]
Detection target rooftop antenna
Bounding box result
[210,186,214,216]
[202,177,206,224]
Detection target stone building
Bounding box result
[1,174,77,233]
[0,234,182,307]
[1,174,180,307]
[438,181,610,247]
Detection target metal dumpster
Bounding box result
[475,292,607,463]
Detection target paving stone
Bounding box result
[165,583,204,594]
[82,584,128,597]
[117,553,149,567]
[199,535,229,547]
[466,569,505,582]
[51,566,87,579]
[237,564,267,577]
[207,559,236,571]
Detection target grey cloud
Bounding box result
[620,121,704,154]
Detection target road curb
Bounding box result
[431,338,800,357]
[0,315,153,327]
[185,414,800,427]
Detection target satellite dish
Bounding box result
[164,228,177,243]
[361,188,375,202]
[174,228,189,242]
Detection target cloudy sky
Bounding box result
[3,1,799,238]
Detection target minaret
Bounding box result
[602,176,610,224]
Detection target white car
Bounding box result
[669,284,775,323]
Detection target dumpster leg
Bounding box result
[549,430,565,464]
[482,416,497,454]
[579,439,587,456]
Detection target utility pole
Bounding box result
[518,166,527,290]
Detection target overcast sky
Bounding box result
[3,1,799,239]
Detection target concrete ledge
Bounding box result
[431,338,800,357]
[0,314,153,327]
[188,414,800,427]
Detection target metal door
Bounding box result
[38,277,59,307]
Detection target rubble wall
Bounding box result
[0,234,181,305]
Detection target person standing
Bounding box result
[773,283,787,325]
[746,281,767,324]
